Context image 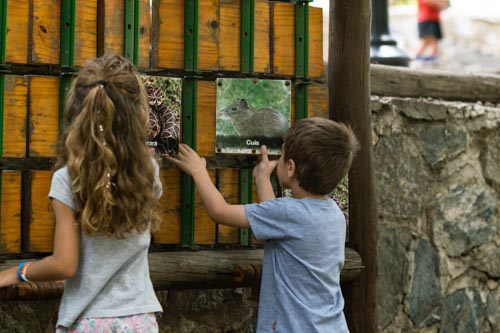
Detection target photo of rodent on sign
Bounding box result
[215,78,291,155]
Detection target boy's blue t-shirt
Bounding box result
[245,197,349,333]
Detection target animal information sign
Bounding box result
[215,78,291,155]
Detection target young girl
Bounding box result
[0,54,163,332]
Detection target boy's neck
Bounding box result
[289,182,328,200]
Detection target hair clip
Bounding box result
[99,125,104,132]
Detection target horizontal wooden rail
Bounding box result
[0,248,363,301]
[371,64,500,103]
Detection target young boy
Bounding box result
[167,117,359,332]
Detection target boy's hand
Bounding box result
[165,143,207,177]
[253,145,278,181]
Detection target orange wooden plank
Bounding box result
[29,77,59,157]
[137,0,152,68]
[158,0,184,69]
[1,171,22,253]
[308,6,324,79]
[5,1,29,63]
[29,171,55,252]
[272,3,295,76]
[74,1,98,66]
[32,0,60,64]
[254,0,270,73]
[103,0,124,56]
[217,168,239,244]
[196,81,216,157]
[308,83,329,118]
[153,168,182,244]
[2,76,28,158]
[194,169,216,244]
[198,0,219,71]
[219,1,240,71]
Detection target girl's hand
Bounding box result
[253,145,278,181]
[165,143,207,177]
[0,266,20,288]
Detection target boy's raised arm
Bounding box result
[253,145,278,202]
[166,144,250,228]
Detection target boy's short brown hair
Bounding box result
[283,117,360,195]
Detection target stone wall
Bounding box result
[373,96,500,332]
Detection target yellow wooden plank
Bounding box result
[194,169,216,244]
[217,168,239,244]
[308,83,329,118]
[5,1,29,63]
[158,0,184,69]
[137,0,151,68]
[29,77,59,157]
[272,3,295,76]
[254,0,270,73]
[198,0,219,71]
[32,0,60,64]
[308,6,324,79]
[196,81,216,157]
[219,1,240,71]
[153,168,182,244]
[29,171,55,252]
[1,171,22,253]
[2,76,28,158]
[103,0,124,56]
[74,1,98,66]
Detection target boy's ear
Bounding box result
[287,159,296,178]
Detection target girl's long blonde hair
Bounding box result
[55,54,161,238]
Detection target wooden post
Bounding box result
[328,0,378,332]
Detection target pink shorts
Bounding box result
[55,313,158,333]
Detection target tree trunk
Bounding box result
[329,0,378,332]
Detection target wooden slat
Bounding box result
[137,0,151,68]
[217,168,239,244]
[196,81,216,157]
[308,83,328,118]
[5,1,29,63]
[1,171,22,253]
[219,0,240,71]
[194,169,216,244]
[2,76,27,158]
[29,77,59,157]
[308,6,323,79]
[153,168,182,244]
[103,0,124,56]
[74,1,98,66]
[28,170,54,252]
[32,0,60,64]
[253,0,270,73]
[158,0,184,69]
[198,0,218,71]
[272,3,295,76]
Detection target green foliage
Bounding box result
[389,0,416,6]
[330,175,349,211]
[216,78,291,136]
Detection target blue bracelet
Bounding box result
[17,261,30,282]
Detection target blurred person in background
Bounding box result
[416,0,450,62]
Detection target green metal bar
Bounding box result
[0,0,7,63]
[180,78,197,247]
[295,1,310,120]
[133,0,140,65]
[180,0,199,247]
[124,0,135,62]
[239,168,253,246]
[58,75,73,136]
[60,0,75,67]
[241,0,255,74]
[184,0,198,71]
